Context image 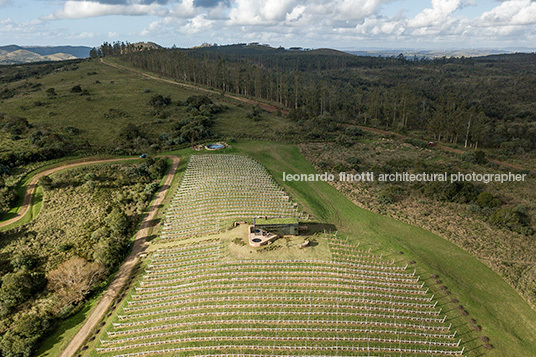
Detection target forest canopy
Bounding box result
[92,42,536,153]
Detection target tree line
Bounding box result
[93,42,536,153]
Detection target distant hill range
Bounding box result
[344,48,525,58]
[0,45,91,65]
[184,43,525,59]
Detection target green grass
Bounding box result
[221,140,536,357]
[1,59,291,152]
[254,217,298,225]
[36,294,101,357]
[104,57,294,142]
[0,184,43,231]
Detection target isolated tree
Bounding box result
[47,256,105,305]
[89,47,98,58]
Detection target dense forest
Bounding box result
[92,42,536,154]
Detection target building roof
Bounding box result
[254,217,299,226]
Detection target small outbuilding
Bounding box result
[253,217,299,236]
[247,217,300,248]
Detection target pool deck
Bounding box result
[248,225,278,247]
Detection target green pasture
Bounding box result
[225,140,536,357]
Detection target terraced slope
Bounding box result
[161,154,301,240]
[92,154,464,356]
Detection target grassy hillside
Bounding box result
[229,141,536,357]
[2,57,535,356]
[0,59,292,153]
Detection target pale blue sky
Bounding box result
[1,0,535,50]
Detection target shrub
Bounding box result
[344,127,362,137]
[185,95,212,109]
[2,116,30,136]
[45,88,56,97]
[476,191,500,208]
[336,134,353,147]
[489,207,532,234]
[377,186,401,204]
[63,126,80,135]
[0,186,16,216]
[0,269,46,316]
[38,175,53,190]
[246,106,263,121]
[93,235,130,268]
[288,108,309,122]
[0,164,10,175]
[144,182,159,195]
[148,94,171,108]
[232,237,246,246]
[105,208,129,234]
[0,312,50,357]
[70,85,82,93]
[119,124,142,141]
[421,181,478,204]
[474,150,487,164]
[347,156,361,170]
[404,138,428,148]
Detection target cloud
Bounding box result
[45,0,164,20]
[18,0,535,49]
[0,0,11,8]
[408,0,461,28]
[481,0,536,26]
[181,14,213,33]
[66,0,169,4]
[140,20,162,35]
[226,0,389,26]
[193,0,230,8]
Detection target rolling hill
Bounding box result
[0,45,91,64]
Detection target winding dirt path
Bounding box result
[58,155,179,357]
[100,58,288,114]
[0,158,138,228]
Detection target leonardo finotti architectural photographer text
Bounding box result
[283,171,527,184]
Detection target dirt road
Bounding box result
[101,58,288,114]
[58,155,179,357]
[0,158,138,228]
